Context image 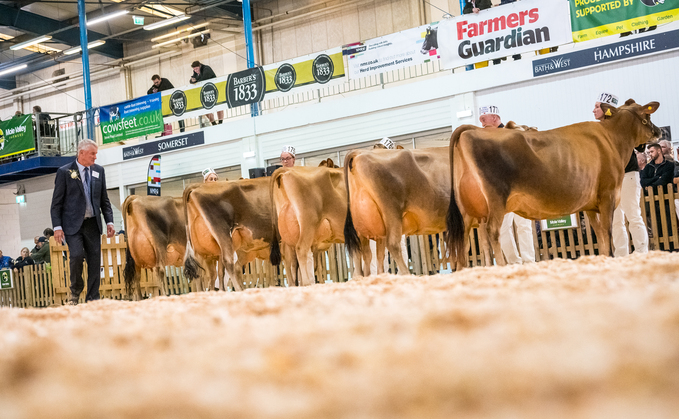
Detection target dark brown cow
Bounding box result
[183,178,275,291]
[269,166,363,286]
[122,196,199,299]
[446,99,661,269]
[343,147,451,274]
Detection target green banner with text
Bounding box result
[570,0,679,42]
[0,114,35,159]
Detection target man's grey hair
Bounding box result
[659,140,672,149]
[77,139,98,153]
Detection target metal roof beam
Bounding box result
[0,4,124,58]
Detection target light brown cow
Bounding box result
[269,166,364,286]
[123,195,216,300]
[343,147,451,275]
[183,178,276,291]
[446,99,661,269]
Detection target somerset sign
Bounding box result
[122,131,204,160]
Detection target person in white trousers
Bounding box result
[593,92,649,257]
[478,104,536,264]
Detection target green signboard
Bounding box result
[541,214,578,231]
[570,0,679,42]
[0,114,35,159]
[0,269,13,290]
[99,93,164,144]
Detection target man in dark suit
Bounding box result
[50,139,115,304]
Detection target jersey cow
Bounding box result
[122,195,218,299]
[269,166,362,286]
[183,178,275,291]
[343,147,451,275]
[446,99,661,269]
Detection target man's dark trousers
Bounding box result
[66,217,101,301]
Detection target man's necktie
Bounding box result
[83,167,94,218]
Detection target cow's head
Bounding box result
[600,99,661,145]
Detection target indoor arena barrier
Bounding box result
[1,185,677,308]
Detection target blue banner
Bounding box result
[533,28,679,77]
[99,93,164,143]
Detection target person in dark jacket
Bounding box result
[463,0,492,14]
[641,143,675,190]
[148,74,185,135]
[641,143,676,248]
[32,236,51,264]
[189,61,224,126]
[147,74,174,95]
[11,247,34,270]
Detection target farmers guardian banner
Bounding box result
[100,93,164,144]
[0,114,35,159]
[570,0,679,42]
[438,0,571,69]
[343,23,441,79]
[262,47,345,93]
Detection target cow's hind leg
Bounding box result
[386,232,410,275]
[586,207,614,257]
[283,243,298,286]
[485,214,507,266]
[375,238,387,275]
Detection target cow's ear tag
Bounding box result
[605,109,612,116]
[648,106,653,110]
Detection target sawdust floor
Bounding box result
[1,252,679,419]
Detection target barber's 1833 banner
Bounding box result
[570,0,679,42]
[438,0,571,69]
[100,93,164,144]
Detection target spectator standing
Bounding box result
[479,105,536,264]
[189,61,224,126]
[594,92,648,257]
[31,237,51,264]
[12,248,34,270]
[640,143,674,190]
[462,0,492,71]
[14,110,22,117]
[641,143,676,248]
[148,74,185,135]
[0,250,13,269]
[493,1,522,65]
[33,105,53,137]
[637,151,647,171]
[43,228,54,240]
[30,236,40,255]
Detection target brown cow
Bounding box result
[446,99,661,269]
[123,195,216,300]
[183,178,276,291]
[343,147,451,275]
[269,166,364,286]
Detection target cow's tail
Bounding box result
[446,125,474,260]
[269,169,283,266]
[122,195,137,297]
[182,184,204,281]
[343,151,362,259]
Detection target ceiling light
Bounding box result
[0,64,28,76]
[144,15,190,31]
[10,35,52,51]
[152,29,210,48]
[151,23,209,42]
[87,10,129,26]
[63,40,106,55]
